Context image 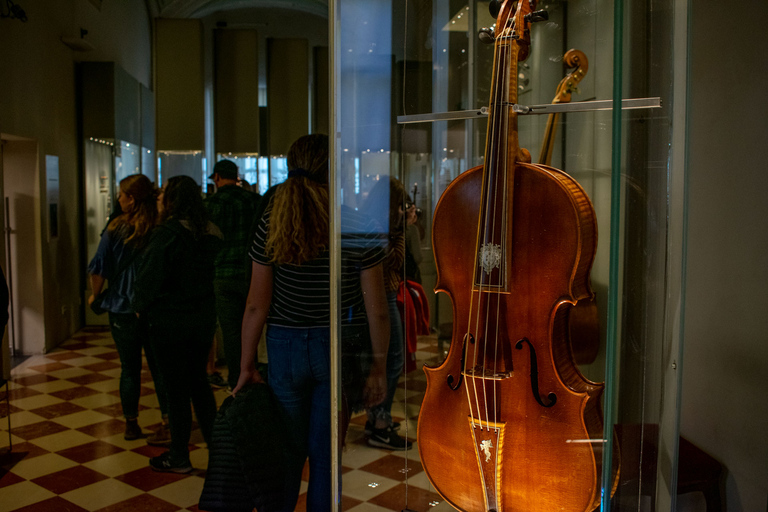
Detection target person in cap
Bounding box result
[205,159,262,389]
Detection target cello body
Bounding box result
[417,2,609,510]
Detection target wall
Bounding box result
[681,0,768,510]
[0,0,152,352]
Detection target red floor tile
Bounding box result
[57,440,126,464]
[45,351,87,362]
[130,444,171,459]
[0,467,25,488]
[59,342,96,351]
[29,402,87,420]
[77,419,127,438]
[107,386,156,398]
[0,443,50,460]
[66,373,114,386]
[81,361,121,372]
[93,403,127,418]
[49,386,101,401]
[367,482,442,510]
[93,492,181,512]
[10,374,58,387]
[114,465,190,492]
[93,351,121,361]
[0,402,23,418]
[7,388,43,401]
[27,362,72,373]
[9,496,90,512]
[342,494,364,511]
[70,333,109,341]
[31,465,109,494]
[11,420,70,440]
[360,454,423,481]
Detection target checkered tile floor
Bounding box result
[0,327,454,511]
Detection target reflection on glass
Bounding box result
[141,147,156,181]
[214,153,269,194]
[269,156,288,187]
[84,139,114,263]
[115,141,141,185]
[157,151,205,185]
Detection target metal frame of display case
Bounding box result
[328,0,690,510]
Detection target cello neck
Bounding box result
[474,0,535,291]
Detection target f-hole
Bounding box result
[515,338,557,408]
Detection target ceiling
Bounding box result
[144,0,328,19]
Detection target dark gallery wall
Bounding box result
[0,0,152,357]
[682,0,768,510]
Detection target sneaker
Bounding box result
[147,422,171,447]
[367,426,412,451]
[364,420,400,436]
[124,418,145,441]
[208,371,227,389]
[149,452,193,474]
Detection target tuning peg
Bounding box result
[489,0,501,18]
[524,9,549,23]
[478,27,495,44]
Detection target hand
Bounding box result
[87,294,95,306]
[406,205,418,226]
[232,367,265,397]
[363,368,387,408]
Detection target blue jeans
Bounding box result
[367,290,404,428]
[266,325,333,512]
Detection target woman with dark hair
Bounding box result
[233,134,390,510]
[132,175,223,473]
[88,174,169,442]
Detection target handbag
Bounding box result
[199,382,293,512]
[89,248,141,315]
[89,289,110,315]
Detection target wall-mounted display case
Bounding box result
[326,0,688,511]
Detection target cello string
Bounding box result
[491,11,513,430]
[469,13,505,431]
[484,6,515,432]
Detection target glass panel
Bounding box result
[214,153,269,194]
[141,147,156,181]
[332,0,684,510]
[269,156,288,187]
[114,140,141,186]
[156,150,205,186]
[83,138,114,326]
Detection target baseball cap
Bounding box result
[209,159,238,180]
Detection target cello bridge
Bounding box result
[462,366,512,380]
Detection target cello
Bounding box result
[418,1,611,510]
[537,49,601,366]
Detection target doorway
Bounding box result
[0,135,46,358]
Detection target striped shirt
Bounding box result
[249,204,386,328]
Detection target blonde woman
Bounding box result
[88,174,169,442]
[234,134,390,511]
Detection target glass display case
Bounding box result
[157,150,206,186]
[83,138,158,326]
[328,0,688,511]
[214,153,270,194]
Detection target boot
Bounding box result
[147,416,171,447]
[124,417,145,440]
